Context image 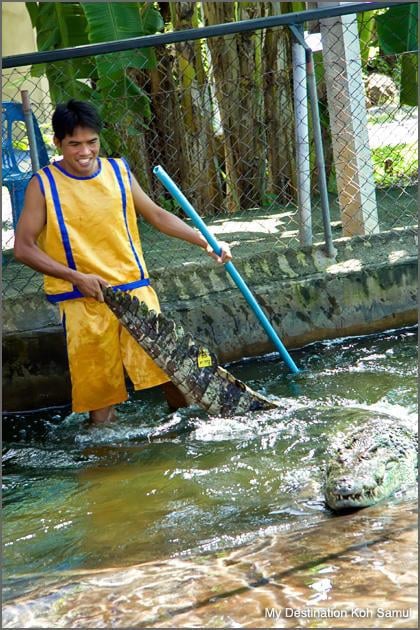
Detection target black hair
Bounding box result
[52,99,103,140]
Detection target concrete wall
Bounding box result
[2,2,50,106]
[2,3,36,57]
[3,229,417,412]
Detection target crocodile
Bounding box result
[103,287,279,416]
[103,288,416,512]
[325,416,417,512]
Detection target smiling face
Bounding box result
[54,126,100,177]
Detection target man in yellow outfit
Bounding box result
[14,100,232,424]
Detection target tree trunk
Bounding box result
[236,2,266,208]
[202,2,266,212]
[263,2,297,204]
[130,48,189,207]
[306,2,335,193]
[169,2,223,214]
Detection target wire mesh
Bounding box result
[2,4,418,298]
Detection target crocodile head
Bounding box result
[325,424,417,511]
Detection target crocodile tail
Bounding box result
[103,288,280,415]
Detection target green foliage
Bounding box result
[25,2,164,155]
[25,2,90,51]
[365,52,401,86]
[368,111,392,125]
[357,5,418,106]
[25,2,95,103]
[375,4,418,106]
[2,219,14,231]
[375,4,417,54]
[357,10,377,65]
[82,2,161,71]
[155,195,181,215]
[399,54,417,107]
[371,142,417,186]
[261,191,280,211]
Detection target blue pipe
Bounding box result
[153,165,300,374]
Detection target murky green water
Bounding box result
[2,327,417,627]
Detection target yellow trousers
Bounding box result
[59,286,170,413]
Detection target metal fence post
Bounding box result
[21,90,40,172]
[306,47,335,257]
[290,25,335,258]
[292,26,312,248]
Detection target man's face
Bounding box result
[54,126,100,177]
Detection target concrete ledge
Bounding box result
[2,228,418,411]
[3,328,71,412]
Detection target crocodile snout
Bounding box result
[331,478,361,497]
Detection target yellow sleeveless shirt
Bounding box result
[35,158,150,302]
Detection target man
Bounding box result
[14,99,232,424]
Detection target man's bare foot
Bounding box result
[89,405,117,424]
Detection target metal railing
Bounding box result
[2,1,417,296]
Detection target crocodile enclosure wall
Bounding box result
[3,228,417,412]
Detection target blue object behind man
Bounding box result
[2,101,50,228]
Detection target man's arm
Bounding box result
[14,177,108,301]
[130,174,232,264]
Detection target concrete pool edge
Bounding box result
[2,227,418,412]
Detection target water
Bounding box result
[2,327,418,628]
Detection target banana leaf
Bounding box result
[96,73,151,117]
[357,10,376,66]
[25,1,164,157]
[375,3,418,105]
[375,4,417,54]
[80,1,163,151]
[400,53,417,106]
[25,2,94,80]
[43,64,96,104]
[81,2,163,71]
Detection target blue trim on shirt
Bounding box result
[46,278,151,303]
[43,167,77,271]
[33,173,45,196]
[53,158,102,180]
[121,157,132,186]
[108,158,144,279]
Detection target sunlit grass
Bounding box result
[372,142,418,186]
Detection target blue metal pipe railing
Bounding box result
[153,165,300,375]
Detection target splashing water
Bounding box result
[2,327,417,627]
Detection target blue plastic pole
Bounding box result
[153,165,300,375]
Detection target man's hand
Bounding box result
[206,241,232,264]
[73,272,109,302]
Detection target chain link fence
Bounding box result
[2,2,418,298]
